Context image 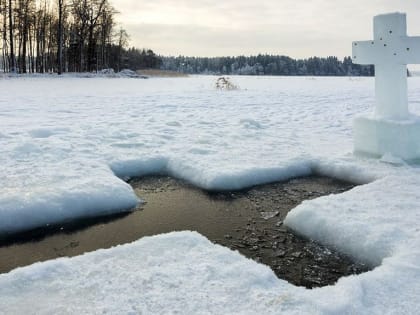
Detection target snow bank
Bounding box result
[0,71,147,79]
[0,163,138,235]
[1,230,419,314]
[2,76,420,313]
[111,157,313,191]
[285,173,420,266]
[0,232,315,314]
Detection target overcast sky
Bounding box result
[109,0,420,59]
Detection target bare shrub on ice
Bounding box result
[215,77,239,90]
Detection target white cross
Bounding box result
[353,12,420,120]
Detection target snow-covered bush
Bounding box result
[100,68,116,75]
[118,69,140,78]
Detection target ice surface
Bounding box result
[1,75,420,313]
[1,75,367,235]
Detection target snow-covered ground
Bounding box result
[1,75,420,314]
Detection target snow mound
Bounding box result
[0,165,138,236]
[119,69,136,76]
[285,173,420,266]
[0,232,314,314]
[1,230,420,314]
[99,68,116,76]
[118,69,147,78]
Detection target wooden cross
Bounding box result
[353,12,420,120]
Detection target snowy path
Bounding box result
[1,76,420,314]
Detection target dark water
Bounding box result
[0,176,369,288]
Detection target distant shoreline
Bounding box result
[137,69,189,77]
[1,71,419,78]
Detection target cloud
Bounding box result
[126,23,347,58]
[110,0,420,57]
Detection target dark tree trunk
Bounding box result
[8,0,15,72]
[21,14,28,73]
[2,0,8,72]
[57,0,63,74]
[87,24,94,71]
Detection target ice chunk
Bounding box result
[354,115,420,160]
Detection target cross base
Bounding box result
[354,115,420,161]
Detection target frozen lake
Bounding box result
[1,75,420,314]
[0,75,383,235]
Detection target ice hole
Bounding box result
[0,175,371,289]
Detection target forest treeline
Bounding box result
[161,55,375,76]
[0,0,161,74]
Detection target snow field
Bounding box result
[1,76,420,313]
[0,75,377,235]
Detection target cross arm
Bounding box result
[353,36,420,65]
[352,40,378,65]
[404,36,420,64]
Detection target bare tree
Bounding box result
[0,0,7,71]
[116,27,128,72]
[8,0,15,72]
[16,0,35,73]
[86,0,105,71]
[0,0,159,74]
[57,0,64,74]
[97,1,114,69]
